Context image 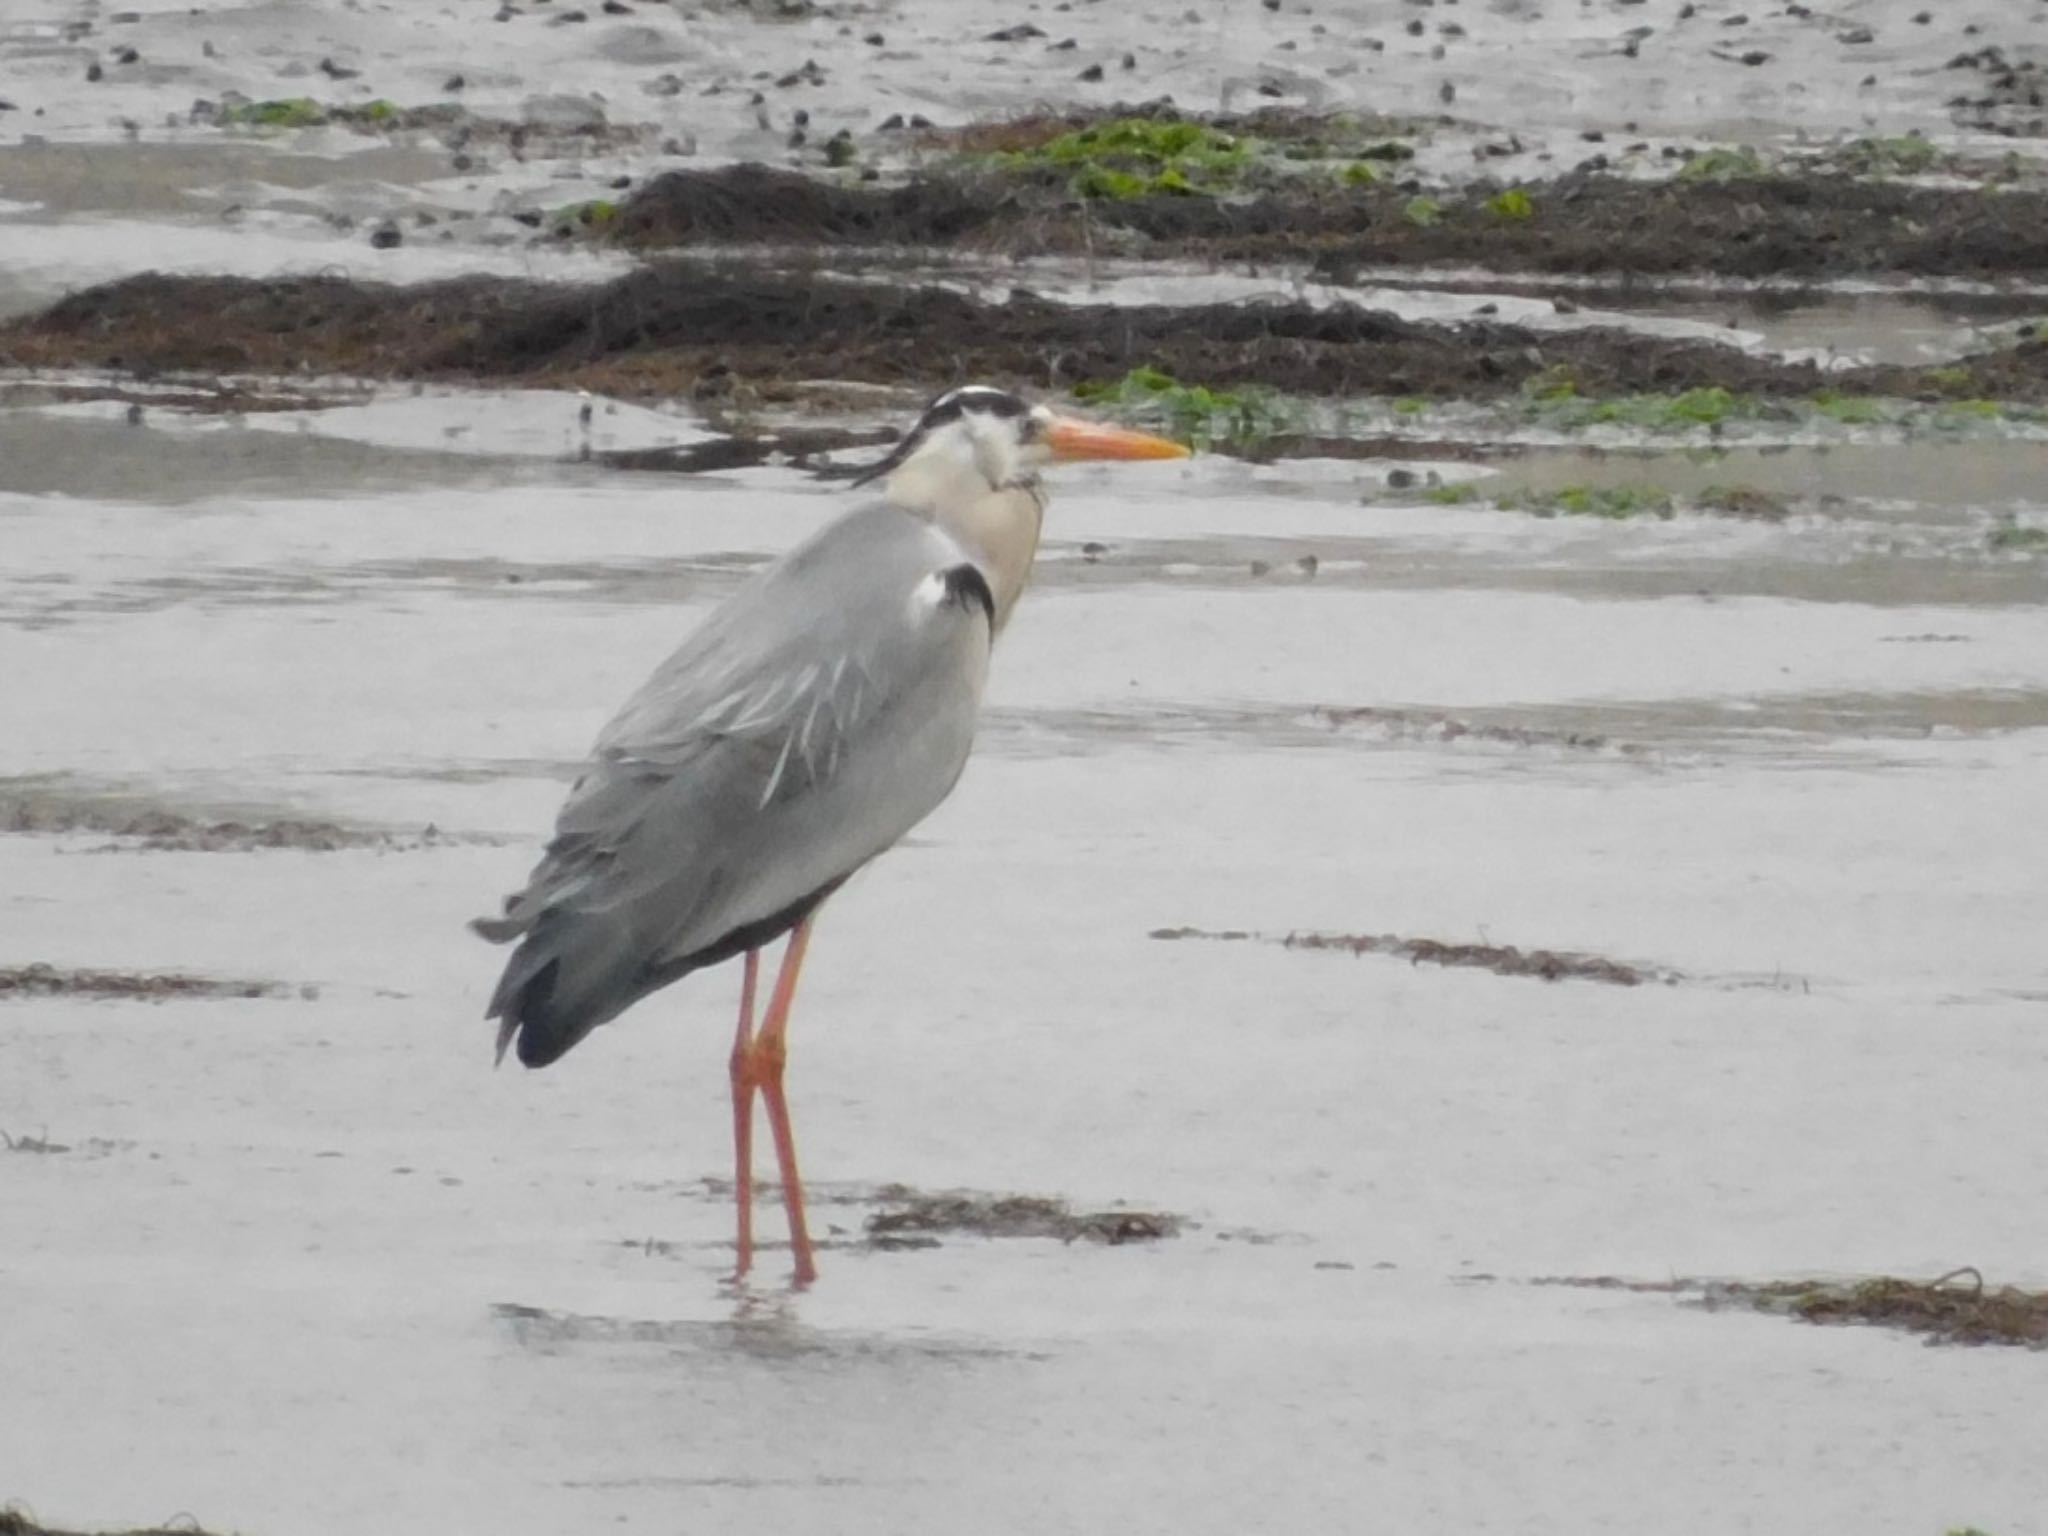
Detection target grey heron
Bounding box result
[475,385,1188,1285]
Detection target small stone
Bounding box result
[985,22,1046,41]
[86,62,104,82]
[319,56,359,78]
[114,45,139,64]
[444,74,466,92]
[369,219,402,248]
[878,112,905,130]
[1078,62,1104,81]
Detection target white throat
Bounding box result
[884,451,1045,632]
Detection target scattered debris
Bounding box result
[0,780,446,852]
[1306,705,1646,755]
[1150,926,1675,987]
[1526,1269,2048,1350]
[0,1514,232,1536]
[1706,1269,2048,1349]
[864,1185,1182,1247]
[0,1129,69,1154]
[0,964,292,1002]
[598,423,896,477]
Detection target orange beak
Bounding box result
[1043,415,1192,462]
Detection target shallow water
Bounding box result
[4,378,2048,1535]
[7,2,2048,1533]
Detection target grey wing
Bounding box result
[478,504,995,1066]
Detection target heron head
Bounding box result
[855,385,1188,504]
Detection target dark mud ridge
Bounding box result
[9,267,2046,408]
[864,1185,1181,1249]
[1153,926,1673,987]
[0,963,293,1002]
[612,162,2048,283]
[1537,1268,2048,1350]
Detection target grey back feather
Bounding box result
[480,501,995,1065]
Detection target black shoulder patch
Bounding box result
[938,562,996,623]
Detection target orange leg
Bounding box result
[753,920,818,1287]
[726,948,761,1280]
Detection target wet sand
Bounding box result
[5,3,2048,1535]
[6,396,2046,1535]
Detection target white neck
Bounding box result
[885,454,1045,632]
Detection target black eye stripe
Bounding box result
[849,387,1031,486]
[923,386,1027,427]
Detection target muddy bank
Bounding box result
[612,162,2048,282]
[10,267,2047,406]
[1152,927,1672,987]
[0,964,292,1002]
[864,1186,1181,1250]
